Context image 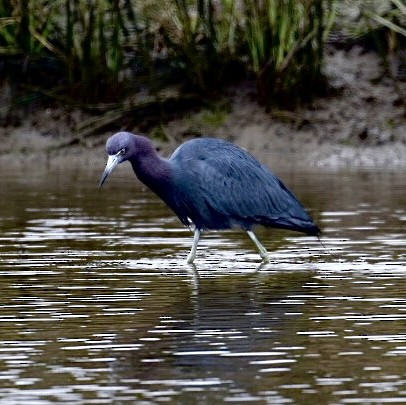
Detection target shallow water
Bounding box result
[0,164,405,404]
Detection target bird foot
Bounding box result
[260,254,270,264]
[186,255,195,264]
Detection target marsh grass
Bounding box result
[1,0,337,108]
[153,0,244,92]
[244,0,336,107]
[63,0,129,101]
[0,0,141,102]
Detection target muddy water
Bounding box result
[0,164,405,404]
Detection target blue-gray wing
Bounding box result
[170,139,319,234]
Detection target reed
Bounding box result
[0,0,336,106]
[0,0,138,101]
[153,0,242,92]
[61,0,133,101]
[244,0,335,107]
[0,0,58,57]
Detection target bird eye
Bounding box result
[118,148,126,155]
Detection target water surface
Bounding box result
[0,165,405,404]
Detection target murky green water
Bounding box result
[0,164,405,404]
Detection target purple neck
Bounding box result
[128,137,172,196]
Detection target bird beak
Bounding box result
[99,154,121,188]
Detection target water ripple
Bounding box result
[0,169,405,403]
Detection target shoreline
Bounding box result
[1,47,405,172]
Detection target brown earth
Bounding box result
[0,46,405,171]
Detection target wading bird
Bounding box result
[99,132,320,263]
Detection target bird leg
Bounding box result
[247,230,270,263]
[187,228,201,264]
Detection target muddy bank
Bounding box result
[0,47,405,171]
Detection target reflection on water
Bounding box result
[0,166,405,404]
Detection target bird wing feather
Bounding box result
[197,150,293,220]
[171,140,313,230]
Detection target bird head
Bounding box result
[99,132,134,187]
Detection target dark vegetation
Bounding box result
[0,0,405,135]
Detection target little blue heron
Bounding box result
[99,132,320,263]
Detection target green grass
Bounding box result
[0,0,337,108]
[244,0,336,107]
